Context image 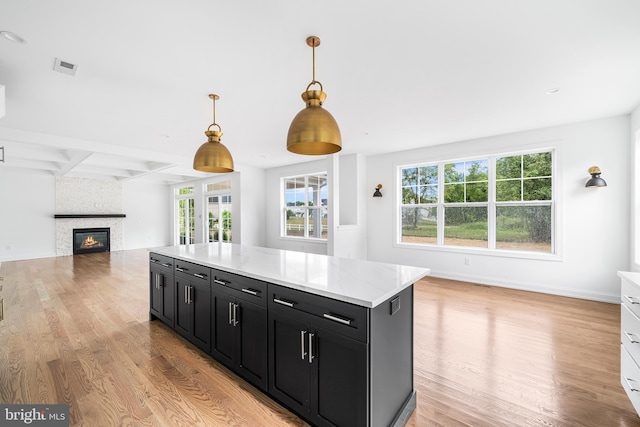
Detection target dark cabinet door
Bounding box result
[211,289,268,391]
[269,310,311,416]
[268,302,369,427]
[150,266,164,316]
[191,281,211,352]
[150,264,174,326]
[175,277,211,353]
[175,277,191,336]
[236,299,267,389]
[211,290,235,366]
[311,327,368,427]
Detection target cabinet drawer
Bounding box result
[150,253,173,271]
[174,260,210,284]
[622,345,640,415]
[268,283,368,343]
[622,305,640,363]
[212,269,267,307]
[622,279,640,319]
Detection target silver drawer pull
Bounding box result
[323,313,352,326]
[161,263,171,268]
[193,273,206,279]
[241,288,259,296]
[213,279,227,286]
[150,258,158,263]
[625,377,640,392]
[625,331,640,344]
[175,267,185,272]
[274,298,295,307]
[624,295,640,304]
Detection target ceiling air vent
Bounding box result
[53,58,78,76]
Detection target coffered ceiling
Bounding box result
[1,0,640,184]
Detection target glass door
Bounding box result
[207,194,232,243]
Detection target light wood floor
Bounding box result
[0,249,638,426]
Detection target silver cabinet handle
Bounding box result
[184,285,188,304]
[308,332,315,364]
[323,313,351,326]
[241,288,259,296]
[300,330,307,360]
[229,301,233,325]
[274,298,295,307]
[625,331,640,344]
[176,267,185,272]
[150,258,158,263]
[624,295,640,304]
[232,303,239,326]
[213,279,227,286]
[625,377,640,392]
[161,263,171,268]
[193,273,206,279]
[190,286,193,304]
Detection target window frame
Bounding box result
[281,172,328,241]
[395,147,560,261]
[174,185,196,245]
[204,180,232,243]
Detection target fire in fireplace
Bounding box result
[73,228,110,255]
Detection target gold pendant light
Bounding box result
[287,36,342,155]
[193,94,234,173]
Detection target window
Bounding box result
[282,173,328,240]
[399,150,554,254]
[175,185,195,245]
[205,180,232,243]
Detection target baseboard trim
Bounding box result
[425,271,620,304]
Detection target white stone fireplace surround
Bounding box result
[55,177,124,256]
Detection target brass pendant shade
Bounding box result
[193,94,234,173]
[287,36,342,155]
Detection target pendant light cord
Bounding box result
[306,38,323,92]
[312,43,316,84]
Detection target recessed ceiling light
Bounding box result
[546,88,560,95]
[0,31,27,44]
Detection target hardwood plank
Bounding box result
[0,250,638,426]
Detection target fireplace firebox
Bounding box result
[73,228,110,255]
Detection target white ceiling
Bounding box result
[1,0,640,184]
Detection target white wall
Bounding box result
[123,180,171,249]
[631,105,640,272]
[265,158,328,254]
[0,170,171,261]
[0,171,56,261]
[238,165,266,247]
[332,153,367,259]
[367,115,630,302]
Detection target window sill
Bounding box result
[394,241,562,261]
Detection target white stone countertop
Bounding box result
[150,243,431,308]
[619,271,640,286]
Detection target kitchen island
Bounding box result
[149,243,430,427]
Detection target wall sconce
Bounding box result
[585,166,607,188]
[373,184,383,197]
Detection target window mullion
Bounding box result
[488,156,496,249]
[437,163,445,246]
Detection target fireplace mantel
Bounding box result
[55,214,126,219]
